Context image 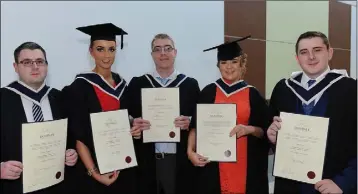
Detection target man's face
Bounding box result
[14,49,48,88]
[151,38,177,69]
[296,37,333,78]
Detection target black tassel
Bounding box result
[121,34,124,49]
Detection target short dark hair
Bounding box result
[295,31,330,54]
[14,42,47,63]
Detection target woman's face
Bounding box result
[90,40,117,70]
[218,56,247,82]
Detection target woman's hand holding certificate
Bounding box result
[196,104,237,162]
[90,109,137,174]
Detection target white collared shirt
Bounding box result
[300,67,330,105]
[152,69,178,154]
[21,96,53,122]
[17,80,53,122]
[151,69,179,81]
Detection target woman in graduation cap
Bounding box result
[62,23,139,193]
[187,36,271,194]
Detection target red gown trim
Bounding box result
[215,86,250,194]
[93,84,120,111]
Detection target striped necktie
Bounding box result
[32,103,44,122]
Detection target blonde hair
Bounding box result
[151,33,175,49]
[240,53,248,79]
[217,53,248,80]
[239,53,248,67]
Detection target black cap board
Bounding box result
[203,35,251,61]
[76,23,128,49]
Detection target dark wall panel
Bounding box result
[329,0,351,73]
[224,1,266,97]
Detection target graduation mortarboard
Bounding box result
[203,35,251,61]
[76,23,128,49]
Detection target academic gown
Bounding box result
[269,72,357,194]
[190,79,271,194]
[63,72,137,194]
[125,73,201,194]
[0,81,75,194]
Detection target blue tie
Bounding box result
[302,80,316,115]
[157,77,170,85]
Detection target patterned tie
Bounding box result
[32,103,44,122]
[302,79,316,115]
[157,77,170,85]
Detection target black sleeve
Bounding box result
[268,79,286,123]
[248,87,270,131]
[347,79,357,160]
[189,83,216,129]
[118,81,130,111]
[247,86,272,156]
[0,89,6,162]
[60,86,76,150]
[124,77,145,146]
[64,80,92,147]
[267,80,286,151]
[126,77,142,119]
[186,78,201,118]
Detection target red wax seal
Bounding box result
[55,171,61,179]
[169,131,175,138]
[125,156,132,163]
[307,171,315,179]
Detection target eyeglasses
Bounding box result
[18,59,47,67]
[152,46,175,53]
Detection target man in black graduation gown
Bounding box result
[0,42,78,194]
[267,31,357,194]
[126,33,200,194]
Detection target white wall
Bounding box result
[339,1,357,7]
[1,1,223,89]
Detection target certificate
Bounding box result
[90,109,137,174]
[141,88,180,143]
[273,112,329,184]
[196,104,237,162]
[22,119,68,193]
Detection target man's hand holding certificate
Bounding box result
[273,112,329,184]
[196,104,237,162]
[22,119,68,193]
[141,88,180,143]
[90,109,137,174]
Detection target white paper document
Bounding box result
[196,104,237,162]
[273,112,329,184]
[141,88,180,143]
[22,119,68,193]
[90,109,138,174]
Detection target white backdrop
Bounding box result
[1,1,224,89]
